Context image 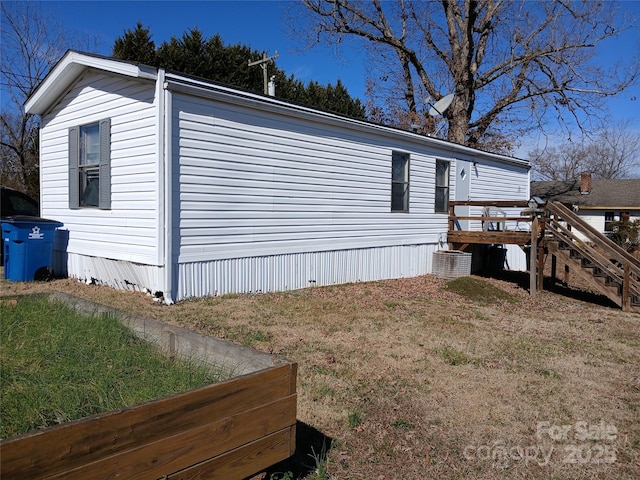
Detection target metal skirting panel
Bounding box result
[55,251,164,296]
[52,243,526,302]
[176,243,439,300]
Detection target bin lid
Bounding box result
[1,215,64,226]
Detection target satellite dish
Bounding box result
[428,93,454,116]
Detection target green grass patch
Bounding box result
[435,345,474,366]
[224,325,272,346]
[348,409,364,429]
[445,277,518,304]
[0,297,229,439]
[391,418,414,430]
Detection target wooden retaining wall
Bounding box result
[0,293,297,479]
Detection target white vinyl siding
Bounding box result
[464,158,530,271]
[39,71,160,264]
[468,159,530,232]
[172,92,449,264]
[573,210,640,242]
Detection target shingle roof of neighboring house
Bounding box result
[531,178,640,209]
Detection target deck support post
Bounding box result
[537,245,545,291]
[530,216,538,297]
[537,214,545,292]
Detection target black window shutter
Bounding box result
[68,126,79,209]
[99,118,111,209]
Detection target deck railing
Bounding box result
[447,200,534,247]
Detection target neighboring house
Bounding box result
[25,51,530,303]
[531,173,640,241]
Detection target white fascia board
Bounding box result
[164,72,530,170]
[25,51,157,115]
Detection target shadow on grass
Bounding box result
[477,269,619,309]
[258,421,333,479]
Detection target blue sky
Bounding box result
[39,0,368,96]
[21,0,640,158]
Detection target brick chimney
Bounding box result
[580,172,592,194]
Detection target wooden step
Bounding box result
[551,248,623,308]
[544,203,640,313]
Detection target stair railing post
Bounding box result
[448,202,455,232]
[623,263,630,312]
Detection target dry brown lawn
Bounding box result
[1,271,639,480]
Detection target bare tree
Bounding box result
[0,2,97,199]
[529,121,640,180]
[289,0,639,152]
[586,122,640,179]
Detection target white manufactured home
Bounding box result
[26,51,530,303]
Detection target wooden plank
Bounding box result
[450,216,531,222]
[290,362,298,395]
[49,395,297,480]
[448,204,455,232]
[450,200,529,208]
[289,421,297,457]
[447,231,531,246]
[166,428,294,480]
[0,364,294,479]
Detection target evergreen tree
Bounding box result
[112,25,365,118]
[112,22,156,65]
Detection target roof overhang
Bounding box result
[25,51,157,115]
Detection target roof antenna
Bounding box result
[248,51,279,96]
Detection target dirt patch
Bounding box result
[2,272,639,479]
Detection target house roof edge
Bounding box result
[25,50,157,115]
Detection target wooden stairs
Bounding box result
[542,201,640,313]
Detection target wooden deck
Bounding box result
[447,200,534,250]
[447,200,640,312]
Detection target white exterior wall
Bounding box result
[468,159,530,230]
[468,158,530,271]
[574,210,640,242]
[578,211,605,241]
[170,88,456,298]
[39,71,162,290]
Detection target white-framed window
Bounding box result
[391,151,410,212]
[69,119,111,209]
[435,159,450,213]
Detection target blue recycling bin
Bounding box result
[2,216,64,281]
